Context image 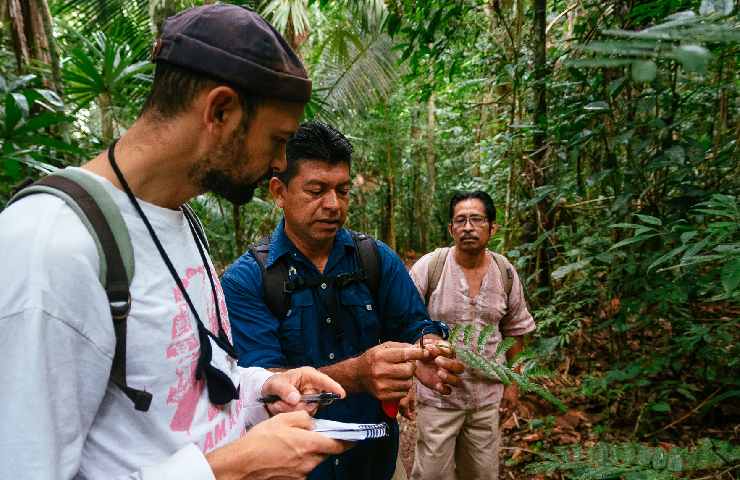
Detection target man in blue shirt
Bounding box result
[222,121,464,480]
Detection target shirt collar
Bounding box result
[266,218,356,268]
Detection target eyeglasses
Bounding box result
[451,215,488,228]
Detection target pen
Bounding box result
[258,392,341,406]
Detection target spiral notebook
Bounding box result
[312,419,389,441]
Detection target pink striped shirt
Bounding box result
[410,248,535,409]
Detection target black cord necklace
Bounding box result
[107,139,239,405]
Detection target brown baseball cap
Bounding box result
[153,4,311,103]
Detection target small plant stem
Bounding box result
[646,388,721,437]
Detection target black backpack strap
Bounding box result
[182,203,210,253]
[8,170,152,411]
[350,231,381,302]
[250,236,291,319]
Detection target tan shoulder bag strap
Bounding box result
[424,247,450,305]
[491,252,513,298]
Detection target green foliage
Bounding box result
[0,67,78,203]
[62,30,152,110]
[570,9,740,81]
[527,438,740,479]
[449,323,566,411]
[611,194,740,300]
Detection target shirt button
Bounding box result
[329,352,335,360]
[334,458,340,466]
[366,304,373,311]
[286,309,292,316]
[321,283,327,290]
[326,317,332,324]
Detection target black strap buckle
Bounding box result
[110,293,132,321]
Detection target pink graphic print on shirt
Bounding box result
[165,265,233,434]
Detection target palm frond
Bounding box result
[261,0,311,39]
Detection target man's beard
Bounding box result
[193,125,266,206]
[201,169,261,206]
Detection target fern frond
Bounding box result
[462,324,475,346]
[528,439,740,479]
[448,324,462,343]
[476,325,496,351]
[456,349,512,385]
[494,336,515,357]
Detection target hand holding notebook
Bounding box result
[312,419,389,441]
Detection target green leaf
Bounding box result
[610,223,644,229]
[33,88,65,110]
[700,0,734,16]
[680,231,698,243]
[673,45,710,74]
[631,60,657,82]
[650,401,671,413]
[4,93,23,132]
[16,112,69,134]
[551,260,591,280]
[648,245,687,272]
[665,145,685,163]
[584,101,609,112]
[635,214,662,226]
[610,233,660,250]
[721,258,740,295]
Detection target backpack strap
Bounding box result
[424,247,450,305]
[350,231,380,302]
[491,252,513,298]
[8,169,152,412]
[182,203,210,253]
[250,235,291,320]
[251,231,382,319]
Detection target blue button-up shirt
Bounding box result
[222,221,444,480]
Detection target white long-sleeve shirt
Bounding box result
[0,168,273,479]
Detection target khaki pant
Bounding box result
[391,453,408,480]
[410,403,500,480]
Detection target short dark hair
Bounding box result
[141,62,262,120]
[279,120,353,184]
[448,190,496,222]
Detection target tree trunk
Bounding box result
[532,0,547,158]
[7,0,30,71]
[98,92,115,143]
[473,88,493,177]
[530,0,551,290]
[425,92,437,245]
[383,142,397,251]
[7,0,60,90]
[410,108,423,252]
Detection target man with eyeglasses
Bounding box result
[222,121,466,480]
[407,191,535,480]
[0,5,350,479]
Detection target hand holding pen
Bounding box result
[259,392,342,406]
[260,367,346,417]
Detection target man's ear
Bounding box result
[490,223,499,236]
[202,86,242,134]
[447,223,454,239]
[269,176,287,208]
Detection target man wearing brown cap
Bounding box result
[0,5,348,479]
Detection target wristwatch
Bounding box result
[419,321,450,341]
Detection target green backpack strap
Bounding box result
[424,247,450,305]
[8,169,152,412]
[491,252,513,298]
